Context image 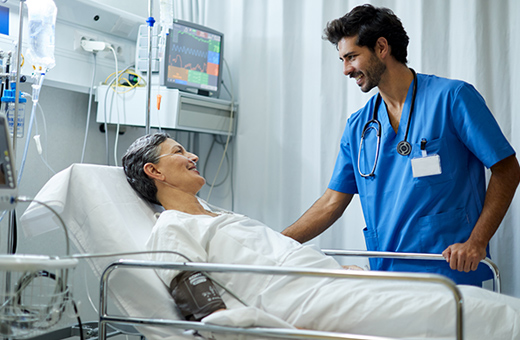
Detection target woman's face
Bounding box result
[155,138,205,194]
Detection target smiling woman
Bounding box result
[122,133,209,214]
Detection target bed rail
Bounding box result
[322,249,500,293]
[99,260,464,340]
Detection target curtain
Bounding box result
[173,0,206,23]
[204,0,520,297]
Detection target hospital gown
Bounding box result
[146,209,520,339]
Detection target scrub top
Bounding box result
[329,73,515,285]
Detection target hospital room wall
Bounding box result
[202,0,520,295]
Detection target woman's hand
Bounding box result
[342,265,364,270]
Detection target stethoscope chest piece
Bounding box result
[397,140,412,156]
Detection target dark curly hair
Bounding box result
[122,133,170,205]
[323,4,409,64]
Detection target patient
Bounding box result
[122,133,520,339]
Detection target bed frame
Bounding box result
[18,164,501,340]
[322,249,501,293]
[99,259,465,340]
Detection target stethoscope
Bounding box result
[357,69,417,177]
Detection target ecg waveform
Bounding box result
[172,45,208,59]
[169,54,207,73]
[178,30,212,44]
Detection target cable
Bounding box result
[206,58,235,202]
[106,45,121,167]
[81,53,97,163]
[101,64,138,165]
[203,135,231,188]
[71,300,85,340]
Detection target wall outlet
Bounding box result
[103,40,125,63]
[73,30,98,52]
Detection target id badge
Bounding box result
[411,154,442,178]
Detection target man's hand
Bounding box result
[442,240,487,272]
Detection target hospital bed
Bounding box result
[19,164,504,340]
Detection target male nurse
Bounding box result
[282,4,520,286]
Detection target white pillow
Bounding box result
[20,163,186,339]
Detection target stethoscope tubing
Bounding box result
[357,69,417,177]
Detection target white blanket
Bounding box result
[148,205,520,340]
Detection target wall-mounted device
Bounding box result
[159,19,224,98]
[95,85,236,136]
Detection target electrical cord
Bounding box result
[81,53,97,163]
[71,300,85,340]
[106,45,121,167]
[203,135,231,188]
[205,58,235,202]
[101,64,137,165]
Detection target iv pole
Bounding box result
[7,0,25,255]
[145,0,154,135]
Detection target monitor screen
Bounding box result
[160,19,223,98]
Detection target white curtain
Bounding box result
[204,0,520,297]
[172,0,206,23]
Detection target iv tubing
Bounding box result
[17,73,45,185]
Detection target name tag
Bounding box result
[411,154,442,178]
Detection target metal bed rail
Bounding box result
[322,249,501,293]
[99,260,464,340]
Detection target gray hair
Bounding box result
[122,133,170,205]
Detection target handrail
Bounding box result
[322,249,500,293]
[99,260,464,340]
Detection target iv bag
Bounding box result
[159,0,174,54]
[160,0,174,32]
[25,0,57,71]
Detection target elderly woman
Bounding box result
[122,133,520,340]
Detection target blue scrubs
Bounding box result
[329,73,515,285]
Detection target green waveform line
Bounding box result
[179,31,211,44]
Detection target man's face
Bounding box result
[337,36,386,93]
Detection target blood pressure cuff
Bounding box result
[169,271,227,321]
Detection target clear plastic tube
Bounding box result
[25,0,57,71]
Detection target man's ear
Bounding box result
[375,37,389,59]
[143,162,163,181]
